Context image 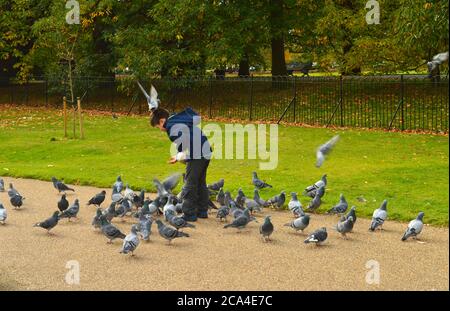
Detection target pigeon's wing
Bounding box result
[137,81,150,100]
[149,85,159,111]
[161,225,177,238]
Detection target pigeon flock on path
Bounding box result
[0,135,426,256]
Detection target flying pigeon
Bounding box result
[284,214,310,233]
[216,206,230,222]
[259,216,274,242]
[92,208,104,229]
[216,188,225,206]
[207,178,224,192]
[137,213,153,241]
[427,51,449,78]
[113,176,124,193]
[316,135,340,168]
[252,172,272,189]
[402,212,424,241]
[304,175,327,198]
[0,178,4,192]
[307,192,322,213]
[58,194,69,212]
[137,81,160,111]
[162,173,182,192]
[153,178,169,198]
[267,191,286,209]
[100,217,126,243]
[33,211,60,234]
[288,192,303,217]
[0,203,7,224]
[10,194,24,209]
[59,199,80,221]
[111,185,123,203]
[155,219,189,244]
[51,177,74,193]
[304,227,328,245]
[336,215,354,239]
[369,200,388,231]
[87,191,106,207]
[120,224,141,256]
[165,210,196,231]
[327,194,348,214]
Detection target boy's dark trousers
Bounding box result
[181,159,210,218]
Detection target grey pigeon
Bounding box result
[253,189,268,207]
[402,212,424,241]
[304,175,327,198]
[267,191,286,209]
[207,178,224,192]
[100,217,126,243]
[51,177,74,193]
[165,210,196,231]
[327,194,348,214]
[252,172,272,189]
[224,191,237,208]
[284,214,310,233]
[307,192,322,213]
[137,81,160,111]
[120,224,141,256]
[304,227,328,245]
[33,211,60,233]
[288,192,303,216]
[123,183,136,202]
[216,206,230,222]
[0,203,7,224]
[316,135,340,168]
[155,219,189,244]
[336,215,354,239]
[111,185,123,203]
[162,173,182,192]
[103,202,116,222]
[369,200,388,231]
[92,208,103,229]
[224,209,254,231]
[133,189,146,208]
[163,196,177,218]
[117,199,132,218]
[58,194,69,212]
[245,198,262,214]
[235,188,247,208]
[7,183,19,198]
[231,205,245,219]
[10,193,24,209]
[345,206,357,226]
[0,178,4,192]
[138,213,153,241]
[87,191,106,207]
[259,216,274,242]
[113,175,124,193]
[59,199,80,221]
[216,188,225,206]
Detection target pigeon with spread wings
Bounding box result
[137,81,160,111]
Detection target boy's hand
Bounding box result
[168,156,177,164]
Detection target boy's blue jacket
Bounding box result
[163,108,212,161]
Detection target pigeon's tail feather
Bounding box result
[118,233,126,239]
[186,223,196,228]
[223,224,232,229]
[177,231,189,238]
[67,187,75,192]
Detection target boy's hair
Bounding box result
[150,108,170,127]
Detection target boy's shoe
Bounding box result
[182,214,197,222]
[197,211,208,219]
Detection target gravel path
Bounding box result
[0,177,448,291]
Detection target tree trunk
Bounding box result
[269,0,287,76]
[271,37,287,76]
[238,53,250,77]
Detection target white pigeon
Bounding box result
[163,197,177,219]
[120,225,140,256]
[316,135,340,168]
[0,203,7,224]
[402,212,425,241]
[137,81,160,111]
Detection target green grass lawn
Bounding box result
[0,106,448,225]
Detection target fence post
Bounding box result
[111,80,115,114]
[77,97,84,139]
[45,79,48,106]
[25,79,29,106]
[400,74,404,131]
[249,74,254,121]
[209,76,213,118]
[293,76,297,123]
[339,75,344,127]
[63,97,67,138]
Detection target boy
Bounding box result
[151,107,212,222]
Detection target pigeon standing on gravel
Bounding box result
[92,208,103,229]
[284,214,310,233]
[307,192,322,213]
[51,177,75,193]
[235,188,247,208]
[336,216,354,239]
[59,199,80,221]
[316,135,340,168]
[304,175,327,198]
[402,212,425,241]
[252,172,272,189]
[120,225,141,256]
[7,183,19,198]
[87,191,106,207]
[100,217,126,243]
[165,210,196,231]
[345,206,357,226]
[155,220,189,244]
[259,216,274,242]
[58,194,69,212]
[267,191,286,209]
[224,191,237,208]
[216,206,230,222]
[0,203,7,224]
[103,202,116,222]
[288,192,303,216]
[304,227,328,246]
[216,188,225,206]
[369,200,388,231]
[10,193,24,209]
[327,194,348,214]
[33,211,60,234]
[138,213,153,241]
[111,186,123,203]
[207,178,224,192]
[113,176,124,193]
[224,208,254,231]
[0,178,4,192]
